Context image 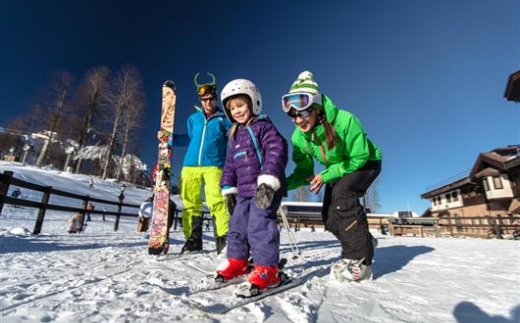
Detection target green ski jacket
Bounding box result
[286,95,382,190]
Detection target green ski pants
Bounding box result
[180,166,230,239]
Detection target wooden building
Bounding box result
[504,69,520,102]
[420,146,520,237]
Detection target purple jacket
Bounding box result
[221,115,288,198]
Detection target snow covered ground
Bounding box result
[0,161,519,323]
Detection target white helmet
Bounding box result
[220,79,262,122]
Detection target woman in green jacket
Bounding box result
[282,71,382,282]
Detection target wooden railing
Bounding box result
[388,215,520,239]
[0,170,142,234]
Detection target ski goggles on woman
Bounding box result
[281,92,322,113]
[287,108,313,119]
[198,84,216,97]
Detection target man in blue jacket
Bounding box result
[172,73,232,254]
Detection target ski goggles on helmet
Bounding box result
[281,92,322,113]
[198,84,216,97]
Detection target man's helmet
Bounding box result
[194,72,217,97]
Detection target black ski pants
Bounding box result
[322,160,381,265]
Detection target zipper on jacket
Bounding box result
[198,119,208,166]
[247,126,263,169]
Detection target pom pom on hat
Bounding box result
[289,71,320,94]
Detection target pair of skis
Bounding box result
[183,276,302,314]
[157,258,302,314]
[148,81,176,255]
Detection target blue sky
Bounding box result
[0,0,519,214]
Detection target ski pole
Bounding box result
[278,206,300,259]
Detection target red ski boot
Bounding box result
[247,265,281,290]
[215,258,249,282]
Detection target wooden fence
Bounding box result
[389,215,520,239]
[0,170,209,235]
[2,169,519,239]
[0,170,143,234]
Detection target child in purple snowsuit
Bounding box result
[214,78,288,296]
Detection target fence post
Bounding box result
[495,215,503,239]
[434,219,440,237]
[173,209,180,230]
[33,186,51,235]
[0,171,14,215]
[447,216,454,237]
[114,191,124,231]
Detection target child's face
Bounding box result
[227,96,252,124]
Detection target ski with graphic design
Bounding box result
[191,258,289,295]
[181,274,302,314]
[155,258,288,298]
[148,80,176,255]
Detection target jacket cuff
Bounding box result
[222,187,237,196]
[257,174,281,191]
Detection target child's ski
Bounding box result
[180,275,302,315]
[148,80,176,255]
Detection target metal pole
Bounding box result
[278,206,300,259]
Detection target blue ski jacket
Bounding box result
[171,106,232,168]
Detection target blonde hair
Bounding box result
[226,94,255,139]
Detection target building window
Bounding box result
[452,191,458,202]
[493,176,503,190]
[483,178,490,191]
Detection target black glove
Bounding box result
[225,194,237,215]
[254,183,274,209]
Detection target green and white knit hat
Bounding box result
[289,71,320,94]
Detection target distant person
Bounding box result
[139,195,177,232]
[86,202,95,222]
[11,188,21,198]
[513,220,520,240]
[137,196,153,232]
[205,217,211,231]
[68,212,84,233]
[11,188,22,208]
[170,73,232,254]
[281,71,382,283]
[213,78,288,296]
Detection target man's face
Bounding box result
[200,94,217,115]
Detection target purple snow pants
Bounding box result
[226,194,282,266]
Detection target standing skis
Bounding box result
[148,80,176,255]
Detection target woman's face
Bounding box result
[226,96,252,124]
[289,108,317,133]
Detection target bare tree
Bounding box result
[363,179,381,213]
[115,92,146,182]
[102,65,144,180]
[294,186,313,202]
[34,71,74,167]
[72,66,111,173]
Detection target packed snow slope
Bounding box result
[0,162,519,323]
